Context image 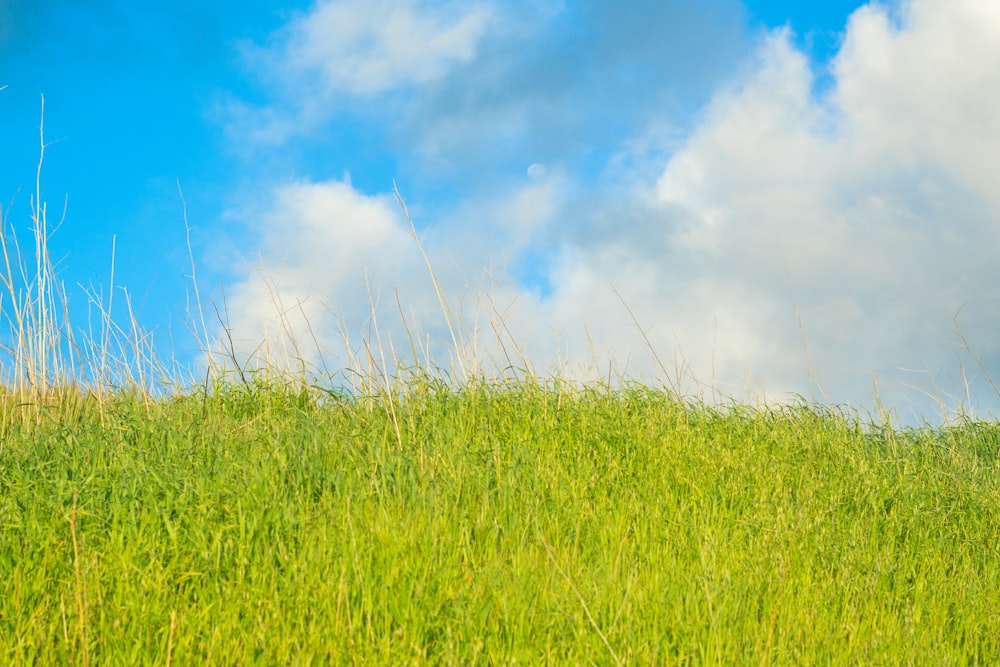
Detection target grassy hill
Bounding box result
[2,378,998,664]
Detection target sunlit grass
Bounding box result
[2,382,999,664]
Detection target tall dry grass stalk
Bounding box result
[0,94,75,394]
[0,94,169,405]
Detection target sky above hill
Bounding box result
[1,0,998,422]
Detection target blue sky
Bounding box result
[2,0,999,422]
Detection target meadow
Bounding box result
[1,109,999,664]
[2,378,1000,664]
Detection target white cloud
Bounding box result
[216,168,578,378]
[627,0,1000,415]
[219,180,421,370]
[220,0,1000,421]
[225,0,494,145]
[258,0,492,97]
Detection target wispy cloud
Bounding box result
[401,0,749,177]
[277,0,494,96]
[225,0,495,145]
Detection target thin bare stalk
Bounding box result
[393,182,466,381]
[610,283,676,393]
[951,312,1000,400]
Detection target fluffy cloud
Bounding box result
[221,0,1000,421]
[217,170,572,378]
[516,0,1000,418]
[630,0,1000,417]
[219,180,420,371]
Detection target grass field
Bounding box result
[2,377,999,664]
[2,107,1000,664]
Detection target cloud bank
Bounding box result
[218,0,1000,422]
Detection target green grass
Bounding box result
[2,379,999,664]
[2,99,999,663]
